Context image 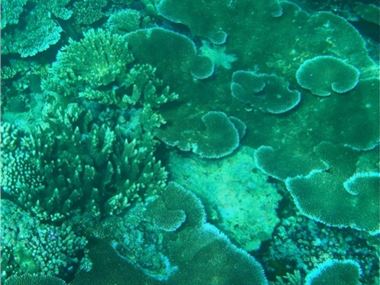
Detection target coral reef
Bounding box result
[169,146,281,251]
[5,274,66,285]
[262,213,379,283]
[295,55,360,96]
[2,0,379,283]
[105,9,142,34]
[72,183,268,284]
[1,200,90,280]
[231,70,301,114]
[305,259,361,285]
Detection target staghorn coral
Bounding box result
[273,270,302,285]
[286,142,379,233]
[72,182,269,284]
[2,102,168,224]
[43,29,178,109]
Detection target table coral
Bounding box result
[169,146,281,251]
[231,70,301,114]
[1,0,72,58]
[296,55,360,96]
[73,182,269,284]
[106,9,142,34]
[151,183,269,285]
[305,259,361,285]
[5,274,66,285]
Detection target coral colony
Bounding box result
[1,0,379,284]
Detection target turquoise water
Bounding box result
[1,0,379,284]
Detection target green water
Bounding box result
[1,0,379,284]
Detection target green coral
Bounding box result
[296,55,360,96]
[286,142,379,233]
[305,259,361,285]
[231,70,301,114]
[190,55,215,80]
[2,10,62,57]
[44,29,177,108]
[72,0,107,25]
[1,0,28,29]
[96,201,178,281]
[354,3,380,26]
[169,146,281,251]
[1,0,73,58]
[1,59,46,116]
[106,9,142,34]
[3,102,167,223]
[33,0,73,20]
[1,200,89,280]
[5,274,66,285]
[191,111,241,159]
[71,241,161,285]
[150,183,269,285]
[73,182,268,284]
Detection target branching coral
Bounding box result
[1,200,90,280]
[44,29,178,109]
[1,0,28,29]
[1,0,71,58]
[2,102,168,224]
[44,29,134,96]
[286,142,379,233]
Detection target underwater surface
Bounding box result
[1,0,379,284]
